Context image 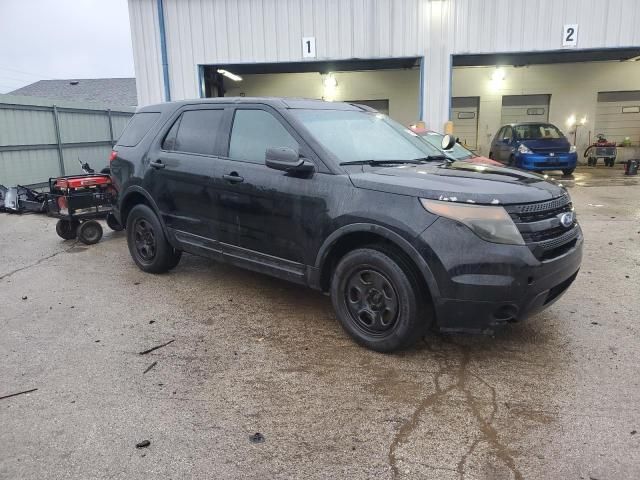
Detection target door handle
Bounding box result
[150,160,165,169]
[223,173,244,184]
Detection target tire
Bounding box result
[508,155,515,167]
[330,247,430,352]
[488,152,494,160]
[78,220,103,245]
[106,212,124,231]
[126,204,181,273]
[55,219,79,240]
[562,168,575,176]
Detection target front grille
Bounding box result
[534,161,569,168]
[505,194,580,260]
[531,147,569,154]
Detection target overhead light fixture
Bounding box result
[217,69,243,82]
[491,68,506,82]
[323,74,337,88]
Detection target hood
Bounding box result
[520,137,570,153]
[348,160,566,205]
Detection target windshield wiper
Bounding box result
[339,159,423,166]
[411,155,453,164]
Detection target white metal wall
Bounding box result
[128,0,640,129]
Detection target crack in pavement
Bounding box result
[388,338,523,480]
[0,242,78,281]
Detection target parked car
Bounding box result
[489,122,577,175]
[110,99,582,352]
[410,128,502,166]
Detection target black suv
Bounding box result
[111,98,582,352]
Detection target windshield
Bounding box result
[513,124,564,140]
[291,109,442,163]
[419,131,475,160]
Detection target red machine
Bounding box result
[46,162,122,244]
[585,134,617,167]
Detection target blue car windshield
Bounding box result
[514,124,564,140]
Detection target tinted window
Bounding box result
[117,112,160,147]
[228,109,298,163]
[172,109,223,155]
[162,117,181,151]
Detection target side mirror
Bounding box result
[265,147,315,175]
[441,134,456,150]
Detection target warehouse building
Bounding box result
[127,0,640,156]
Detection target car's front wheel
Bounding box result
[126,204,181,273]
[562,168,575,176]
[330,247,430,352]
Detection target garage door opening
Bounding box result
[451,47,640,157]
[200,58,422,127]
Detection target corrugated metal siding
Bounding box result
[128,0,640,127]
[0,96,133,185]
[0,108,56,146]
[0,149,60,187]
[58,111,111,144]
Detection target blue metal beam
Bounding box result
[157,0,171,102]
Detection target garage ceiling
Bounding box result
[205,57,421,75]
[453,48,640,67]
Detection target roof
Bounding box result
[9,78,137,106]
[138,97,366,113]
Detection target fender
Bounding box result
[313,223,440,299]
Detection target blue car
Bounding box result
[489,122,577,175]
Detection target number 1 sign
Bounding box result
[302,37,316,58]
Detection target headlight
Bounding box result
[420,199,524,245]
[569,145,577,153]
[518,144,532,154]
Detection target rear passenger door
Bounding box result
[146,106,226,238]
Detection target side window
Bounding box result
[162,116,181,151]
[228,109,298,164]
[117,112,160,147]
[163,109,224,155]
[504,126,513,141]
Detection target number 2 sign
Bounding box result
[563,24,578,47]
[302,37,316,58]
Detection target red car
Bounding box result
[410,127,502,167]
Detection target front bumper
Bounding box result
[517,152,577,171]
[415,217,583,333]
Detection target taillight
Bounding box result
[109,150,118,162]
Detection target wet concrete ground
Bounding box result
[1,165,639,479]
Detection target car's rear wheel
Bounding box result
[488,152,494,159]
[562,168,575,176]
[330,247,430,352]
[126,204,181,273]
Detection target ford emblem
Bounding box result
[559,211,574,228]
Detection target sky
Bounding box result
[0,0,134,93]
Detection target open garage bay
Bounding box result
[1,166,639,480]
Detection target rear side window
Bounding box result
[228,109,298,163]
[117,112,160,147]
[162,109,224,155]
